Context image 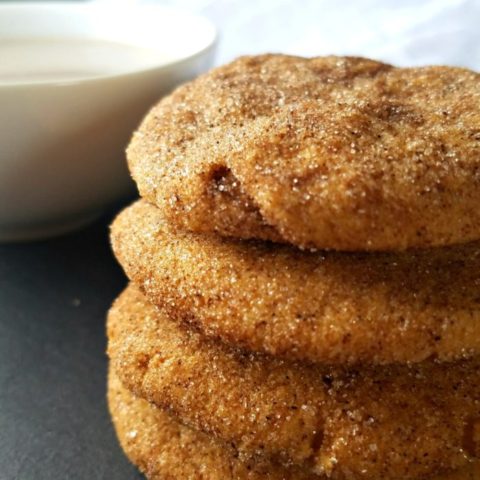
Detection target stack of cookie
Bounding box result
[107,55,480,480]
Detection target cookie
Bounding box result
[127,54,480,251]
[110,200,480,365]
[109,369,480,480]
[108,369,316,480]
[107,284,480,480]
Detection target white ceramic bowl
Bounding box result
[0,2,217,242]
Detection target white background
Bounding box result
[95,0,480,69]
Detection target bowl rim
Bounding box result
[0,1,218,89]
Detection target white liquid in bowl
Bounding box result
[0,37,170,84]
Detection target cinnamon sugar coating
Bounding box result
[127,54,480,251]
[108,369,480,480]
[110,200,480,365]
[108,370,316,480]
[107,285,480,480]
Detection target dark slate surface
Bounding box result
[0,210,143,479]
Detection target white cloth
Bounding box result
[94,0,480,69]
